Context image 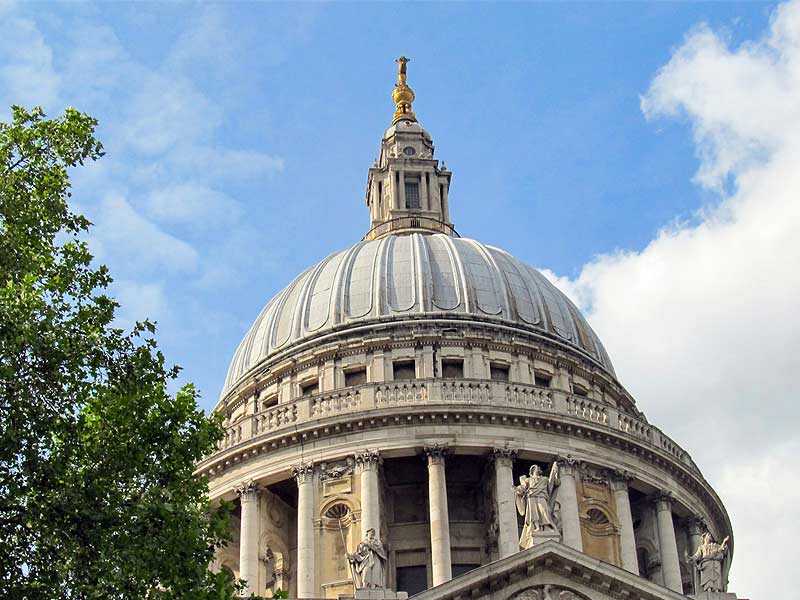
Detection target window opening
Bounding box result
[393,360,416,381]
[405,181,420,209]
[534,373,552,388]
[441,359,464,379]
[301,380,319,397]
[344,368,367,387]
[490,363,510,382]
[396,566,427,596]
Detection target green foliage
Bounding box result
[0,106,240,598]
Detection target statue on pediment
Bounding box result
[692,532,730,592]
[515,462,561,549]
[347,528,387,589]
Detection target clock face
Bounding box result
[403,146,416,156]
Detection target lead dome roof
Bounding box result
[222,233,614,397]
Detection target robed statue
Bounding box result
[515,463,560,549]
[347,528,387,589]
[692,532,730,592]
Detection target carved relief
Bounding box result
[508,585,590,600]
[319,457,354,481]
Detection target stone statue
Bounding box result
[692,532,730,592]
[347,528,387,589]
[515,463,560,549]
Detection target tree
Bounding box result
[0,106,241,599]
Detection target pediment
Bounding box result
[412,542,689,600]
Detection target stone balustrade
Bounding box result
[217,378,699,473]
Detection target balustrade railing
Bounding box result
[440,380,490,403]
[216,378,697,472]
[376,381,428,405]
[312,389,360,417]
[566,396,608,425]
[505,384,553,410]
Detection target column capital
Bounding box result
[651,490,675,510]
[292,462,315,484]
[609,469,634,491]
[354,449,382,471]
[682,514,708,535]
[555,454,579,475]
[235,479,260,502]
[491,447,518,467]
[423,443,448,465]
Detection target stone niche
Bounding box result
[576,465,622,567]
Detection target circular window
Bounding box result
[403,146,416,156]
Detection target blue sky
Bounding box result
[0,1,775,404]
[2,2,799,597]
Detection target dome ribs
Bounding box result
[220,236,616,399]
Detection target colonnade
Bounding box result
[235,449,697,597]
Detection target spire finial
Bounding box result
[392,56,416,124]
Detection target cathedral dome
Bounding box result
[222,234,613,398]
[204,57,734,600]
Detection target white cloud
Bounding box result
[122,73,223,156]
[171,145,285,181]
[113,280,168,330]
[546,3,800,597]
[88,194,199,273]
[145,182,242,229]
[0,15,60,112]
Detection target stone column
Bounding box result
[425,444,452,586]
[441,180,450,223]
[355,450,382,537]
[610,471,638,574]
[390,169,398,210]
[654,492,682,593]
[686,515,705,557]
[420,170,429,211]
[399,171,406,209]
[293,463,316,598]
[492,448,519,558]
[555,456,583,551]
[237,480,260,596]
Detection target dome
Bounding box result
[222,233,613,398]
[206,58,735,600]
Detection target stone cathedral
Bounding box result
[198,58,743,600]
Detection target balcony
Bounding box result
[215,379,698,474]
